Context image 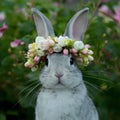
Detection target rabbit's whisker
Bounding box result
[13,82,41,108]
[23,83,41,99]
[84,81,101,92]
[82,70,105,73]
[19,81,40,95]
[84,75,110,83]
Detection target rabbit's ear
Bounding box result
[32,8,55,37]
[64,8,89,41]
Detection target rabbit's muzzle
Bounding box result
[55,73,64,85]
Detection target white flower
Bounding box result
[37,41,49,50]
[47,38,55,46]
[58,36,69,47]
[88,50,93,55]
[28,44,32,49]
[35,36,46,43]
[88,55,94,61]
[25,35,94,71]
[35,36,50,50]
[74,41,84,50]
[37,49,45,57]
[53,44,62,52]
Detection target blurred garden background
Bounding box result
[0,0,120,120]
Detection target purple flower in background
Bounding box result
[10,39,24,48]
[99,5,111,16]
[0,23,8,38]
[113,6,120,23]
[0,12,5,21]
[99,4,120,24]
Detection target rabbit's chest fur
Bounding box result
[35,87,98,120]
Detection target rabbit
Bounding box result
[31,8,99,120]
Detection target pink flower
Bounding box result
[34,56,40,64]
[63,49,69,56]
[85,44,91,49]
[71,48,78,54]
[99,5,111,16]
[47,38,55,46]
[81,49,88,55]
[0,23,8,38]
[0,12,5,21]
[10,39,24,48]
[113,6,120,22]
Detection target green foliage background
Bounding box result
[0,0,120,120]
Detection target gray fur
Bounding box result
[64,8,89,41]
[31,8,99,120]
[32,8,55,37]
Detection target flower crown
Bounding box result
[24,36,94,71]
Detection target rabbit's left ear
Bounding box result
[32,8,55,37]
[64,8,89,41]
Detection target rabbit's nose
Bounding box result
[55,73,63,79]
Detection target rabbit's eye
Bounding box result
[70,57,74,65]
[45,58,48,66]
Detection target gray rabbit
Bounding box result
[31,8,99,120]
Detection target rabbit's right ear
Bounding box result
[31,8,55,37]
[64,8,89,41]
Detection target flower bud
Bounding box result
[81,49,88,55]
[88,55,94,61]
[85,44,91,48]
[33,56,40,64]
[63,49,69,56]
[71,48,78,54]
[88,50,93,55]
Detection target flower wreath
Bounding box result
[24,36,94,71]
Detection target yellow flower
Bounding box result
[28,43,37,50]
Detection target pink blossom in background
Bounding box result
[0,12,5,21]
[54,2,61,7]
[113,6,120,22]
[99,5,111,16]
[10,39,24,48]
[0,23,8,38]
[99,4,120,24]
